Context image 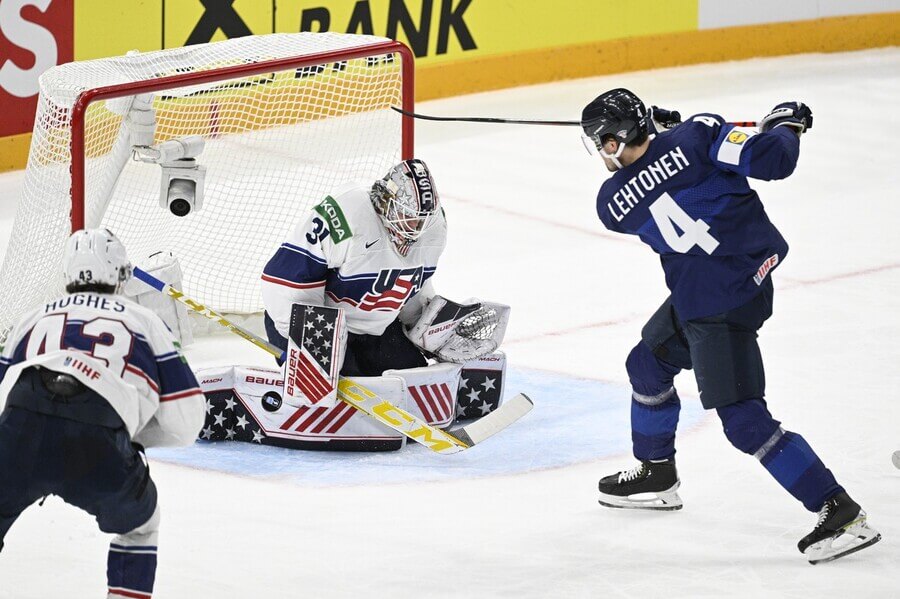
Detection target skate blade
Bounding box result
[806,519,882,565]
[598,484,683,511]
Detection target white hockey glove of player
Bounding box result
[405,295,510,364]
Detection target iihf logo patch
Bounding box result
[753,254,779,285]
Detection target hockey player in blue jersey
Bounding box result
[0,229,205,598]
[582,88,880,564]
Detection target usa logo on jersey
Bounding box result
[359,266,424,312]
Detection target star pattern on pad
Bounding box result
[456,369,503,419]
[199,391,267,445]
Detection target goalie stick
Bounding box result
[133,267,533,454]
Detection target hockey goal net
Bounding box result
[0,32,413,337]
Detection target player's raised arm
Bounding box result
[709,102,812,181]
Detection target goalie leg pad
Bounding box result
[456,351,507,419]
[197,366,406,451]
[384,362,463,427]
[284,303,347,408]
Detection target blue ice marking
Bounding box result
[147,367,706,487]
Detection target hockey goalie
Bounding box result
[196,159,512,451]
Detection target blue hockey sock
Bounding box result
[718,400,843,512]
[757,431,844,512]
[108,543,157,598]
[631,390,681,461]
[626,341,682,461]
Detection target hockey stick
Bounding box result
[133,268,533,454]
[391,106,580,126]
[391,106,758,128]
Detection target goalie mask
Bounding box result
[63,228,133,293]
[370,159,440,254]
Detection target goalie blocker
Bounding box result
[196,353,506,451]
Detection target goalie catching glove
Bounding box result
[405,295,510,363]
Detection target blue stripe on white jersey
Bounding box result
[1,311,199,401]
[262,243,327,285]
[157,354,200,399]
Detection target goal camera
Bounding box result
[133,137,206,217]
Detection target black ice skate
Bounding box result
[597,460,682,511]
[798,492,881,564]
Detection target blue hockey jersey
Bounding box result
[596,114,799,320]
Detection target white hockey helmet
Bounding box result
[370,159,440,249]
[63,228,133,292]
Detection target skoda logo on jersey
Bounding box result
[359,267,424,312]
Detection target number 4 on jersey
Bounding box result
[648,193,720,254]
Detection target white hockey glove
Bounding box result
[405,295,510,364]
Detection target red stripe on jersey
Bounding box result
[159,388,202,402]
[108,588,152,599]
[261,274,326,289]
[359,299,405,312]
[326,292,359,307]
[125,364,159,393]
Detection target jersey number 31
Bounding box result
[648,193,720,254]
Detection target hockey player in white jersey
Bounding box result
[262,158,453,376]
[0,229,205,598]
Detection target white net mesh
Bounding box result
[1,32,408,336]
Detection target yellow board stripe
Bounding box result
[416,12,900,100]
[0,133,31,173]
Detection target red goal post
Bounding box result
[70,39,415,230]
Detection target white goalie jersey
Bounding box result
[261,186,447,339]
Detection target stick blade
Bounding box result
[451,393,533,447]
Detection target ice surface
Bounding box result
[0,48,897,598]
